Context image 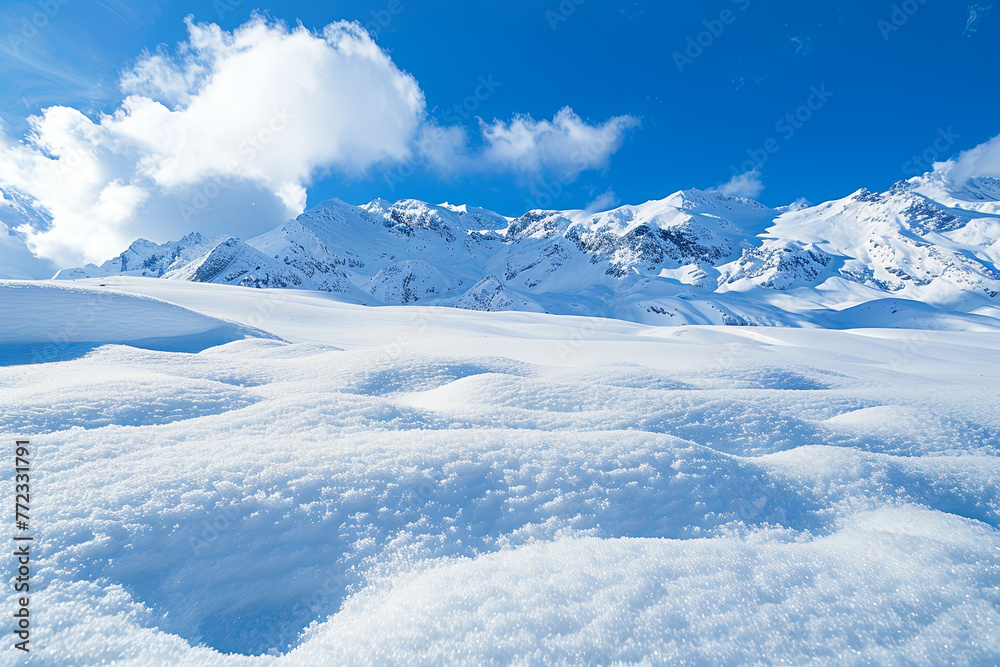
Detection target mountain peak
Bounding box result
[55,180,1000,326]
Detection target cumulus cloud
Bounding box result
[0,221,50,279]
[714,169,765,199]
[0,16,425,267]
[0,191,57,278]
[944,133,1000,184]
[479,108,639,179]
[0,17,638,270]
[403,108,638,184]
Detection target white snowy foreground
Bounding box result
[2,278,999,665]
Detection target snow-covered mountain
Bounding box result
[53,232,226,280]
[56,174,1000,328]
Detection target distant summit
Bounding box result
[56,175,1000,328]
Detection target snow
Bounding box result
[0,281,278,365]
[288,514,1000,665]
[3,277,999,664]
[51,234,227,281]
[51,263,110,281]
[49,178,1000,329]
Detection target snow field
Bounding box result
[1,280,998,664]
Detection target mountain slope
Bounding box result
[53,174,1000,329]
[101,233,224,277]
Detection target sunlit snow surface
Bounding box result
[2,278,999,664]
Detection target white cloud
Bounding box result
[479,107,639,179]
[0,17,639,269]
[406,108,638,183]
[0,222,41,278]
[411,122,474,176]
[0,16,426,267]
[945,133,1000,184]
[585,189,621,213]
[0,195,57,279]
[714,169,765,199]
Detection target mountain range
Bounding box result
[54,170,1000,329]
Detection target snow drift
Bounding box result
[3,279,998,664]
[0,281,278,365]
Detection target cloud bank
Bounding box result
[945,133,1000,185]
[0,16,638,271]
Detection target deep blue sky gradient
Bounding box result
[2,0,997,215]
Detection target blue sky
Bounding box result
[1,0,999,273]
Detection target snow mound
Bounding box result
[7,281,999,663]
[0,281,278,364]
[288,511,1000,665]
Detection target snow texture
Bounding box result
[2,278,998,664]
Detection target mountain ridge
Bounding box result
[52,174,1000,329]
